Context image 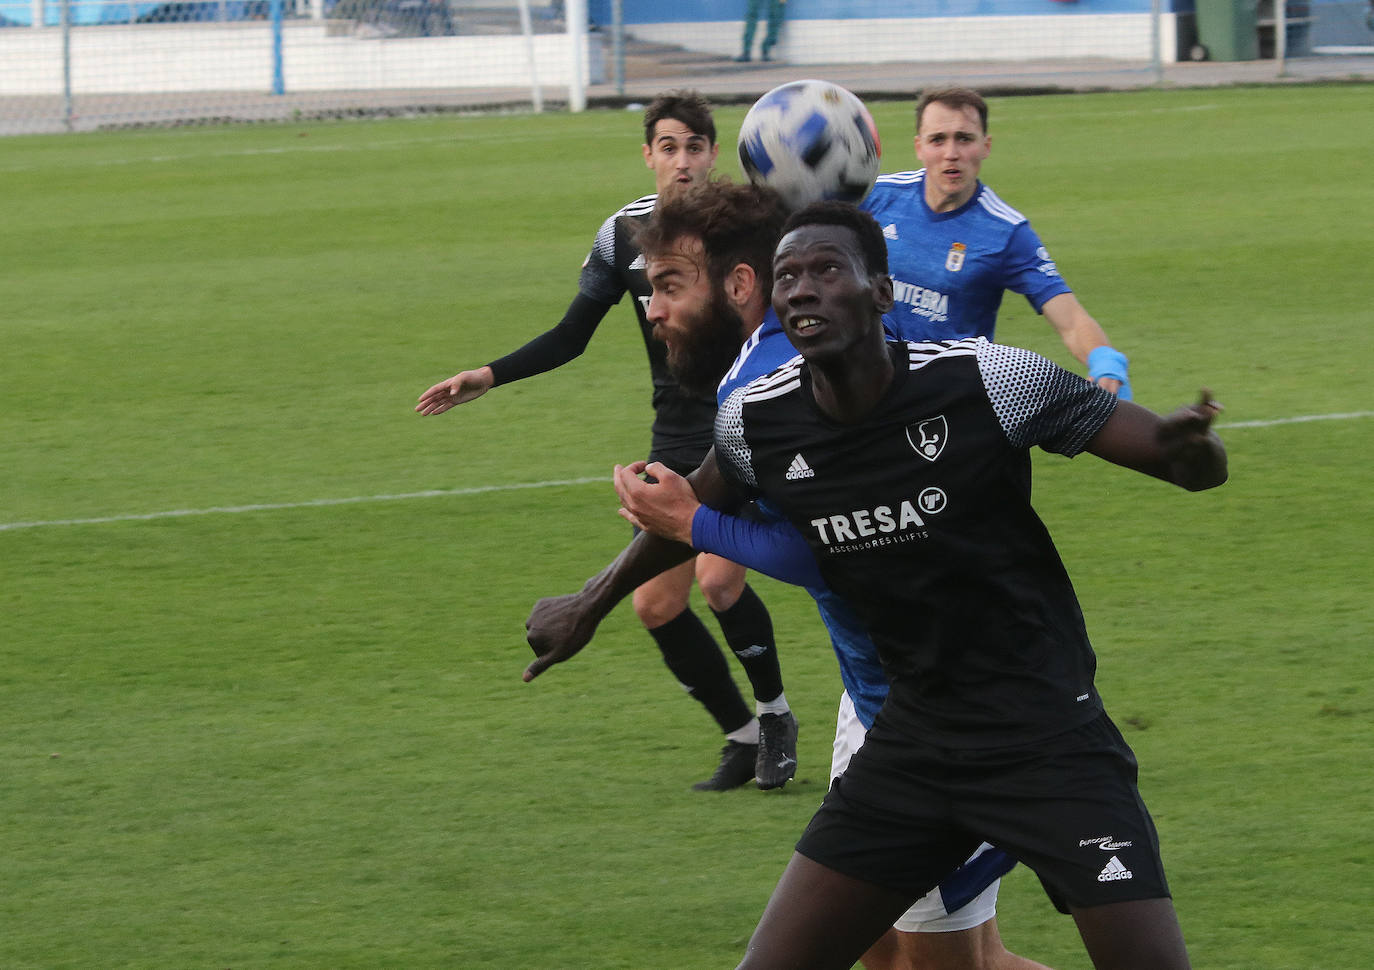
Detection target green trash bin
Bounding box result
[1194,0,1259,60]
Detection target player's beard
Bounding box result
[665,288,748,398]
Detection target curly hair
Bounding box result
[635,178,790,297]
[779,201,889,278]
[643,90,717,146]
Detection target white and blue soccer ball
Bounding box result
[737,80,882,212]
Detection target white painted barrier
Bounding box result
[0,21,605,95]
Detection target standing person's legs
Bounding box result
[697,556,784,710]
[828,693,1053,970]
[634,561,760,789]
[738,0,764,59]
[737,853,916,970]
[760,0,784,58]
[893,914,1056,970]
[1071,899,1190,970]
[697,553,797,788]
[951,715,1191,970]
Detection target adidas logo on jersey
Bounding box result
[1097,856,1134,882]
[785,454,815,480]
[882,223,899,240]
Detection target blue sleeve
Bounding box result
[691,507,826,588]
[1001,221,1072,313]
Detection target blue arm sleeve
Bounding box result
[1087,345,1133,401]
[691,507,826,588]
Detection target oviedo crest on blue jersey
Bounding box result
[945,242,966,272]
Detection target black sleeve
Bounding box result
[485,292,614,387]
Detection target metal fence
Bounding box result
[2,0,1370,135]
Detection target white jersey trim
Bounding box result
[589,194,657,267]
[742,357,804,402]
[906,338,980,371]
[618,193,658,218]
[720,326,765,394]
[975,185,1027,226]
[874,170,924,187]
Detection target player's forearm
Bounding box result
[1090,398,1227,491]
[577,530,697,617]
[1040,294,1105,362]
[486,293,611,385]
[692,507,825,588]
[1058,312,1110,366]
[1044,295,1132,399]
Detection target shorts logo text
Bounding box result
[1097,856,1134,882]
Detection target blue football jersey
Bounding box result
[861,171,1073,340]
[718,309,795,401]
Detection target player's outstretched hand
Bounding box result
[614,461,699,545]
[415,367,495,416]
[523,591,600,682]
[1157,388,1227,491]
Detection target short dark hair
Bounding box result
[644,90,716,146]
[780,201,889,278]
[636,178,790,297]
[915,85,989,135]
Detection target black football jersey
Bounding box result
[716,338,1118,748]
[578,194,717,461]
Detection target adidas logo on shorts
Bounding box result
[1097,855,1134,882]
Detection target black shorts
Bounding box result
[630,454,704,545]
[795,712,1171,913]
[645,447,709,479]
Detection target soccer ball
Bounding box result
[737,80,882,212]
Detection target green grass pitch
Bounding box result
[1,83,1371,968]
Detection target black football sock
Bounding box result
[711,584,785,705]
[648,608,753,736]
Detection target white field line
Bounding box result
[0,125,629,175]
[0,476,607,533]
[1214,411,1373,429]
[2,411,1370,533]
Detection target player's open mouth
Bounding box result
[791,316,823,335]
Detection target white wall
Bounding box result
[0,22,605,95]
[628,15,1180,64]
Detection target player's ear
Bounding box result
[642,143,654,169]
[725,262,757,309]
[872,273,895,314]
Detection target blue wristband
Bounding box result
[1087,346,1132,401]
